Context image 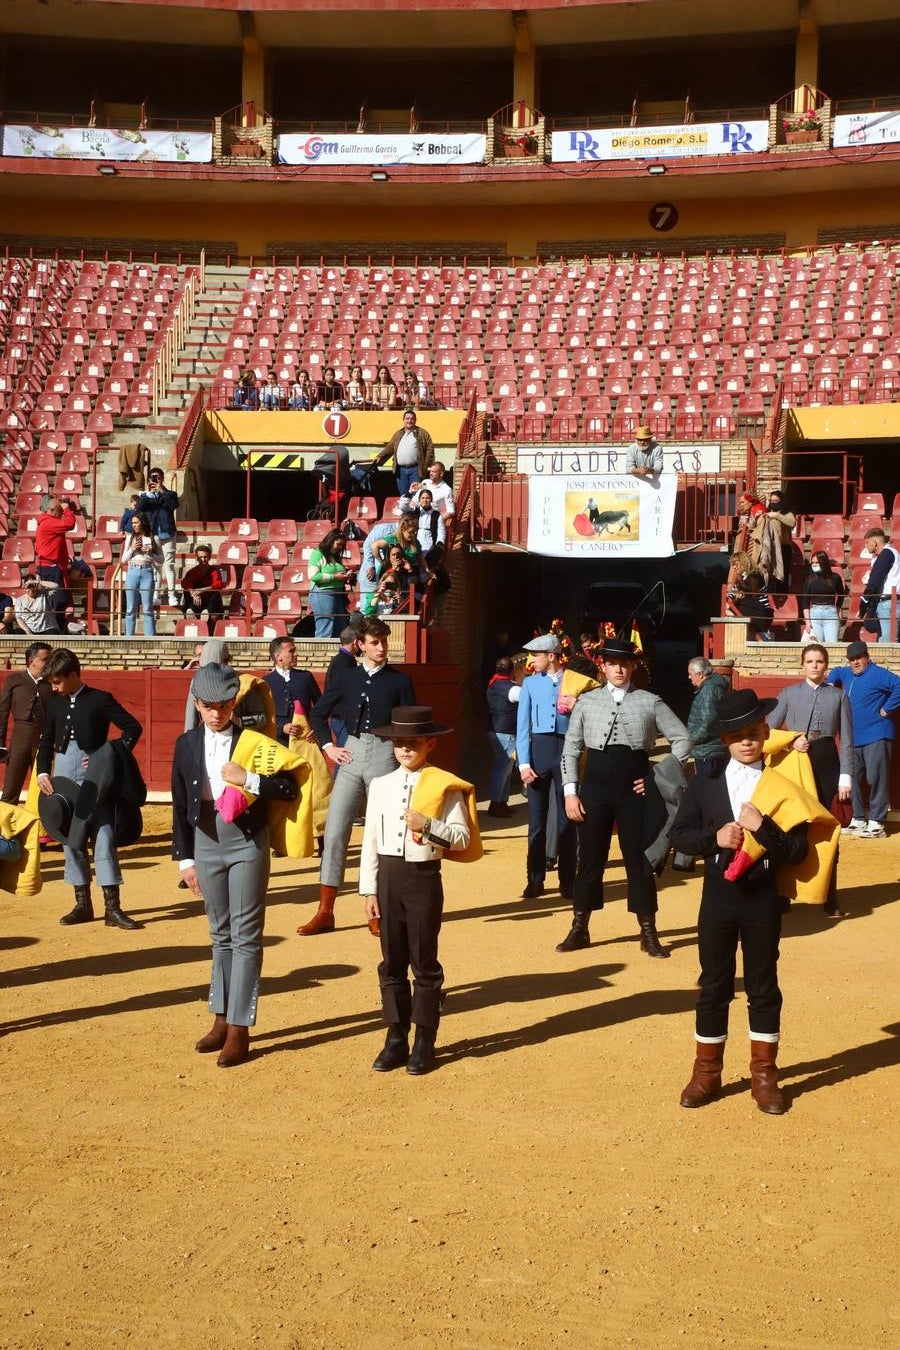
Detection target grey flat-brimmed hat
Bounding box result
[372,706,453,739]
[191,663,241,703]
[523,634,561,654]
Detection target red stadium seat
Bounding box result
[227,517,260,543]
[268,590,306,621]
[2,536,35,563]
[265,518,299,543]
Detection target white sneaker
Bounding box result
[841,818,866,836]
[861,821,887,838]
[167,592,178,606]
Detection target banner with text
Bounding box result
[517,443,721,476]
[1,124,213,162]
[527,474,677,558]
[277,132,486,166]
[551,121,768,162]
[833,110,900,147]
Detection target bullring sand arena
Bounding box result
[2,800,898,1350]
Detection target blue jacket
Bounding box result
[827,662,900,746]
[516,670,570,767]
[136,487,179,540]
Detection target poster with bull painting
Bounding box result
[527,474,677,558]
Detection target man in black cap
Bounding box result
[669,689,811,1115]
[516,632,576,902]
[560,637,692,956]
[36,648,143,929]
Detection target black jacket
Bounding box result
[668,761,809,900]
[171,724,299,861]
[263,668,321,745]
[310,664,415,747]
[37,685,142,775]
[135,486,179,539]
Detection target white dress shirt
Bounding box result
[724,757,763,820]
[358,766,470,895]
[179,726,261,870]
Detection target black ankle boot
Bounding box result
[556,911,590,952]
[372,1024,410,1072]
[406,1026,437,1076]
[103,886,141,931]
[59,885,94,926]
[638,913,669,958]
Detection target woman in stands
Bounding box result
[315,366,346,411]
[345,363,367,409]
[308,528,353,638]
[801,550,845,643]
[402,369,427,408]
[369,364,398,411]
[371,511,425,580]
[288,370,313,410]
[121,512,162,637]
[372,545,413,616]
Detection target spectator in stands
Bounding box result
[260,372,283,411]
[357,522,395,617]
[119,493,140,537]
[234,364,257,409]
[180,543,225,626]
[36,495,78,624]
[345,363,367,409]
[121,512,162,638]
[315,367,346,411]
[371,511,425,584]
[136,468,179,607]
[686,657,730,777]
[405,461,455,517]
[413,488,446,553]
[368,364,399,411]
[486,655,520,817]
[263,636,321,747]
[748,491,794,594]
[859,527,900,644]
[767,644,853,915]
[801,550,845,643]
[0,641,53,805]
[288,370,313,410]
[308,528,353,638]
[734,491,766,556]
[625,426,663,481]
[373,545,414,616]
[827,639,900,839]
[423,544,451,625]
[182,640,206,671]
[728,557,774,641]
[763,490,796,591]
[402,369,427,408]
[0,595,22,635]
[374,409,435,497]
[15,575,61,635]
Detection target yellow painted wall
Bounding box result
[7,185,900,258]
[787,405,900,442]
[205,408,465,449]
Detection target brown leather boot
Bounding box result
[749,1040,786,1114]
[679,1040,725,1108]
[216,1024,250,1068]
[297,884,337,935]
[195,1014,228,1054]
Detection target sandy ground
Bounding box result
[1,799,899,1350]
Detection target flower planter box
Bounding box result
[784,129,821,145]
[503,144,530,158]
[230,139,265,157]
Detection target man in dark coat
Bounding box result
[0,641,53,803]
[686,657,729,777]
[263,636,321,747]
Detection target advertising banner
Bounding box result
[517,444,721,476]
[1,124,213,162]
[527,474,677,558]
[277,132,486,166]
[833,110,900,147]
[551,121,769,162]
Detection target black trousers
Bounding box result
[808,736,840,907]
[696,887,783,1039]
[377,854,444,1031]
[526,733,576,889]
[1,722,41,803]
[573,745,657,915]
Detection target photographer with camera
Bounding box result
[35,495,80,625]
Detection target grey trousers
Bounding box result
[158,536,177,596]
[56,740,123,888]
[320,733,398,888]
[195,803,270,1027]
[852,740,892,824]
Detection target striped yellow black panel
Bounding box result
[239,452,305,470]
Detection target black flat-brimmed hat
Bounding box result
[711,688,777,735]
[372,706,453,739]
[37,777,80,845]
[599,637,638,660]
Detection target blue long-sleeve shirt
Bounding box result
[516,670,570,768]
[827,661,900,746]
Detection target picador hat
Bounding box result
[372,706,453,739]
[711,688,777,735]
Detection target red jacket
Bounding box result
[181,562,224,593]
[35,506,76,571]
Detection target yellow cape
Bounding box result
[227,729,315,859]
[0,791,42,897]
[732,761,840,906]
[410,765,483,863]
[236,673,277,740]
[560,668,601,700]
[288,711,333,837]
[763,727,819,799]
